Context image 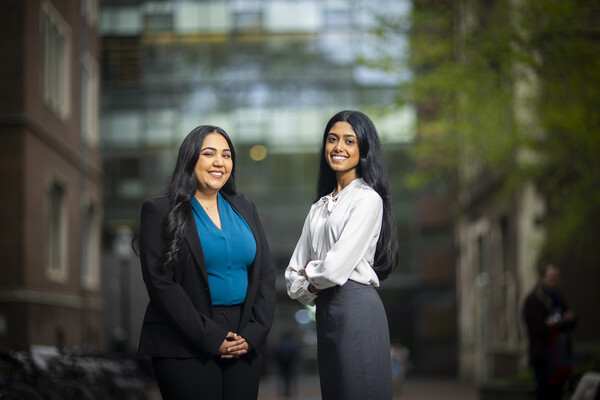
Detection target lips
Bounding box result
[208,171,224,178]
[331,155,348,162]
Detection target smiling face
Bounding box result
[194,132,233,197]
[325,121,360,180]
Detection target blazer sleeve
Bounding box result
[237,201,277,352]
[139,199,228,356]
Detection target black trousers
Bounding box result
[532,359,564,400]
[152,305,260,400]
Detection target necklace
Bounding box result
[200,201,217,211]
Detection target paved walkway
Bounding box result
[258,375,479,400]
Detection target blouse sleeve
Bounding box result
[304,190,382,290]
[285,208,319,306]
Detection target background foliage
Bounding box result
[366,0,600,271]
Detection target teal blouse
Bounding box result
[190,193,256,306]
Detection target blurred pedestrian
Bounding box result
[391,344,411,397]
[522,262,576,400]
[275,331,300,399]
[137,125,276,400]
[285,110,399,399]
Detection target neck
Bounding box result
[195,190,218,203]
[334,171,359,195]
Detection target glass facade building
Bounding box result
[99,0,455,374]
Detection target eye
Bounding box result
[345,139,355,145]
[202,152,214,157]
[327,136,337,143]
[222,153,231,159]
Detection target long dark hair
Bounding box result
[315,110,399,280]
[162,125,237,270]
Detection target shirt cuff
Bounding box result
[289,276,318,306]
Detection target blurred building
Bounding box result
[0,0,103,350]
[447,0,558,384]
[99,0,457,375]
[409,0,600,386]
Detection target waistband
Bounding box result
[319,279,372,296]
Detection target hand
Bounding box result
[308,283,320,294]
[218,332,252,359]
[217,332,245,359]
[563,310,575,321]
[300,269,320,294]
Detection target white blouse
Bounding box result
[285,178,383,306]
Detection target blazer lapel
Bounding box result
[184,201,210,285]
[223,193,258,241]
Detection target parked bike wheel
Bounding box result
[55,379,96,400]
[1,381,45,400]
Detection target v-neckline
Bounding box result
[193,195,224,232]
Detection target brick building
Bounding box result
[0,0,104,350]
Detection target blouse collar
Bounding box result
[321,178,365,212]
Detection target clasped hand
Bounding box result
[218,332,252,359]
[300,268,320,294]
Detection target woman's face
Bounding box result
[194,132,233,196]
[325,121,360,176]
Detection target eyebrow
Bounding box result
[328,132,357,138]
[201,147,231,152]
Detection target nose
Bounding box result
[334,141,344,152]
[213,155,224,166]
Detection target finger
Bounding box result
[228,343,249,353]
[225,339,245,348]
[226,331,236,340]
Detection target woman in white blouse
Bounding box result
[285,110,399,399]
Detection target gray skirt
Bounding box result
[315,280,392,400]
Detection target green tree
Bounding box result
[367,0,600,269]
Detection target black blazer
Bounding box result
[137,192,276,358]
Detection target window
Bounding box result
[234,11,262,32]
[82,203,100,290]
[80,53,99,148]
[42,1,72,119]
[81,0,98,27]
[46,180,68,283]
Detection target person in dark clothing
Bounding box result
[275,332,300,399]
[523,263,576,400]
[138,126,276,400]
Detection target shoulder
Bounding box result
[523,289,541,308]
[142,195,171,209]
[141,196,173,218]
[222,192,260,225]
[353,180,382,207]
[222,191,255,211]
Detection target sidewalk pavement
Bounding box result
[258,374,479,400]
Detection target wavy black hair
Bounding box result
[315,110,399,280]
[162,125,236,270]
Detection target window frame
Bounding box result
[41,1,72,120]
[45,177,69,283]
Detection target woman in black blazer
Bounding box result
[138,125,276,400]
